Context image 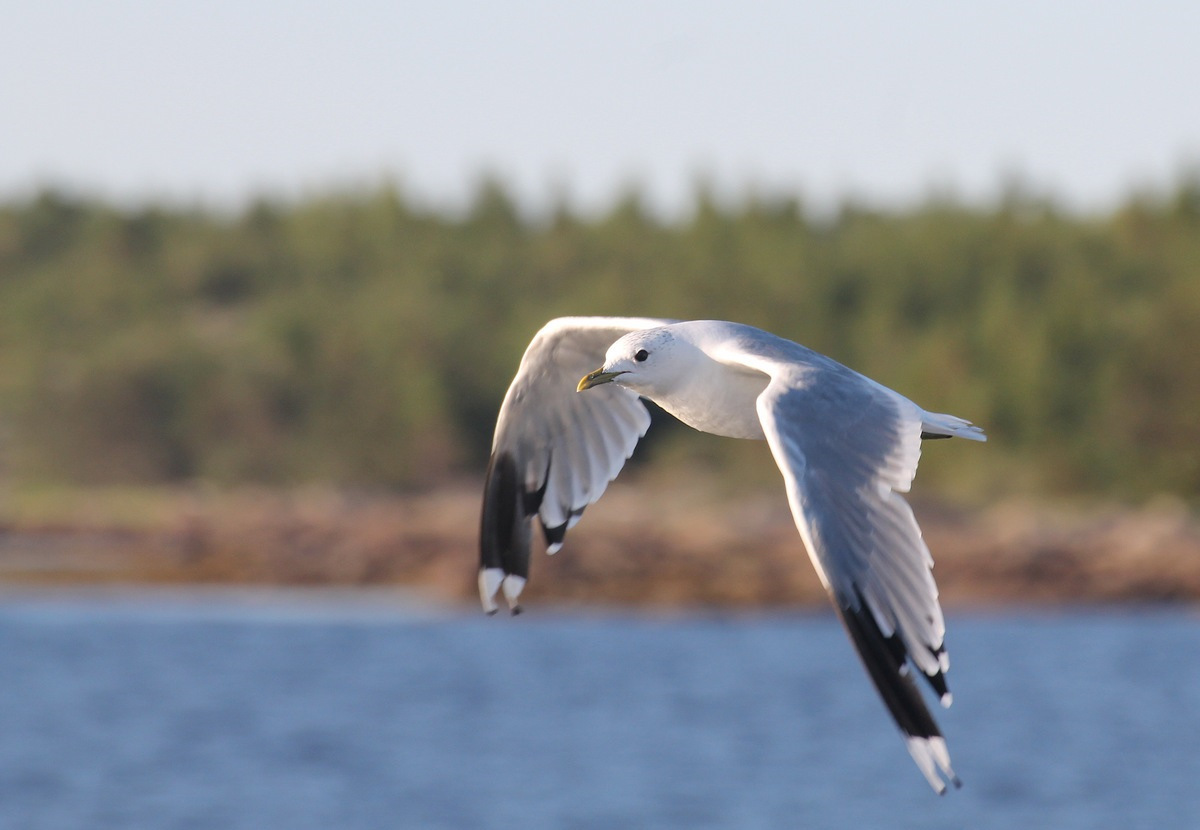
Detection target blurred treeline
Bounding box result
[1,178,1198,501]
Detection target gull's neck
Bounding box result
[647,349,769,440]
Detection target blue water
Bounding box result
[0,594,1197,830]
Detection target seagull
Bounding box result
[478,317,985,793]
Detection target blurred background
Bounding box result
[1,3,1198,829]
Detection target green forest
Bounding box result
[2,178,1198,502]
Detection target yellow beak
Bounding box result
[577,368,628,392]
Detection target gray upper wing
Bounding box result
[480,316,673,612]
[748,357,959,793]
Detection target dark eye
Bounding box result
[634,349,649,362]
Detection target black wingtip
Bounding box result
[542,521,567,549]
[836,591,944,742]
[542,507,585,551]
[480,450,533,582]
[924,651,951,702]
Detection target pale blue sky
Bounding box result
[3,0,1198,215]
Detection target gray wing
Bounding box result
[752,361,961,794]
[479,316,673,614]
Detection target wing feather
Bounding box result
[742,354,961,793]
[479,316,673,612]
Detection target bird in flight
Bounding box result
[478,317,985,793]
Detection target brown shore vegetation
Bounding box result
[2,484,1198,610]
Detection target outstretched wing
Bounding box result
[741,351,972,794]
[480,316,673,613]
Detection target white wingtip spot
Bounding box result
[546,542,563,555]
[905,736,958,795]
[502,574,526,610]
[940,692,953,708]
[478,568,505,614]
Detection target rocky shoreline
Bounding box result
[1,485,1198,609]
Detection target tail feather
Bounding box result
[920,412,986,442]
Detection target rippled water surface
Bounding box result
[1,593,1196,829]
